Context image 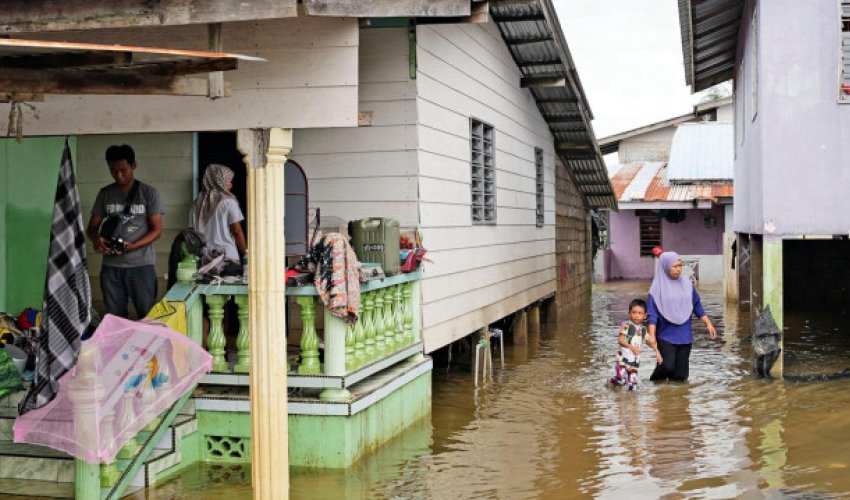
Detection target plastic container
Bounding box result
[4,345,27,375]
[349,218,400,276]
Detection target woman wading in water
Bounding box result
[648,252,717,382]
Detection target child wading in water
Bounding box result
[609,299,662,391]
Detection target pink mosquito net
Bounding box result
[14,314,212,463]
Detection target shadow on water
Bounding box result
[143,281,850,499]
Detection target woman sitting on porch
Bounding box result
[193,164,247,263]
[193,164,247,350]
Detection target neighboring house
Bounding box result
[602,123,733,284]
[0,1,614,496]
[599,97,733,162]
[678,0,850,376]
[596,98,734,286]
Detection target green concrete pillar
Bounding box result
[233,295,250,373]
[297,296,321,374]
[764,237,783,378]
[205,294,229,373]
[363,292,377,362]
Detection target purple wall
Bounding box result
[607,206,725,280]
[736,0,850,235]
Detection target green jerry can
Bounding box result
[349,218,400,276]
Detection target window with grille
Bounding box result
[535,147,544,227]
[842,1,850,100]
[639,216,662,257]
[471,119,495,224]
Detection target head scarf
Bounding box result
[194,164,235,230]
[648,251,694,325]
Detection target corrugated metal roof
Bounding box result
[491,0,616,209]
[678,0,744,92]
[667,122,733,181]
[610,162,733,204]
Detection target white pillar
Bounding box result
[238,128,291,500]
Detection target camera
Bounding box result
[104,237,127,253]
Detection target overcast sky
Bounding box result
[554,0,697,140]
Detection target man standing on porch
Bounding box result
[86,144,164,318]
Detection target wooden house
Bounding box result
[0,1,613,497]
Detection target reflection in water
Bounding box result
[143,282,850,499]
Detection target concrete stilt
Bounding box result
[764,237,783,378]
[750,235,764,330]
[723,233,739,302]
[544,297,558,324]
[513,310,528,345]
[528,304,541,334]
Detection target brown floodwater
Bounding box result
[141,281,850,499]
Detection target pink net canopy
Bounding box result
[14,314,212,463]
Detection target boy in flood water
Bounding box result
[609,299,661,391]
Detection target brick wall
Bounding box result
[555,161,592,317]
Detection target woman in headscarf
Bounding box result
[648,251,717,382]
[193,164,246,262]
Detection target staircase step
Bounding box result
[0,478,73,498]
[0,440,73,482]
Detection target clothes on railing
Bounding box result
[305,231,361,323]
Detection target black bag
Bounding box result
[98,181,141,252]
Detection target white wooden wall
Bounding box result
[5,17,358,135]
[290,28,419,228]
[77,134,194,314]
[415,23,557,352]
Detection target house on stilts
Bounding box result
[678,0,850,377]
[0,1,613,497]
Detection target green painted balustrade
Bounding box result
[165,269,423,379]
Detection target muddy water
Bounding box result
[145,281,850,499]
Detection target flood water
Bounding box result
[143,281,850,499]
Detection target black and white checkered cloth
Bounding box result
[19,140,91,415]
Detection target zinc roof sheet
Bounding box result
[667,122,733,181]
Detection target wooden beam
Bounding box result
[0,51,132,69]
[0,68,231,96]
[521,76,566,88]
[303,0,470,17]
[208,23,225,99]
[124,58,237,76]
[0,0,297,33]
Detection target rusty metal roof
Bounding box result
[491,0,616,209]
[678,0,744,92]
[0,38,263,97]
[610,162,733,205]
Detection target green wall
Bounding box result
[1,137,77,314]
